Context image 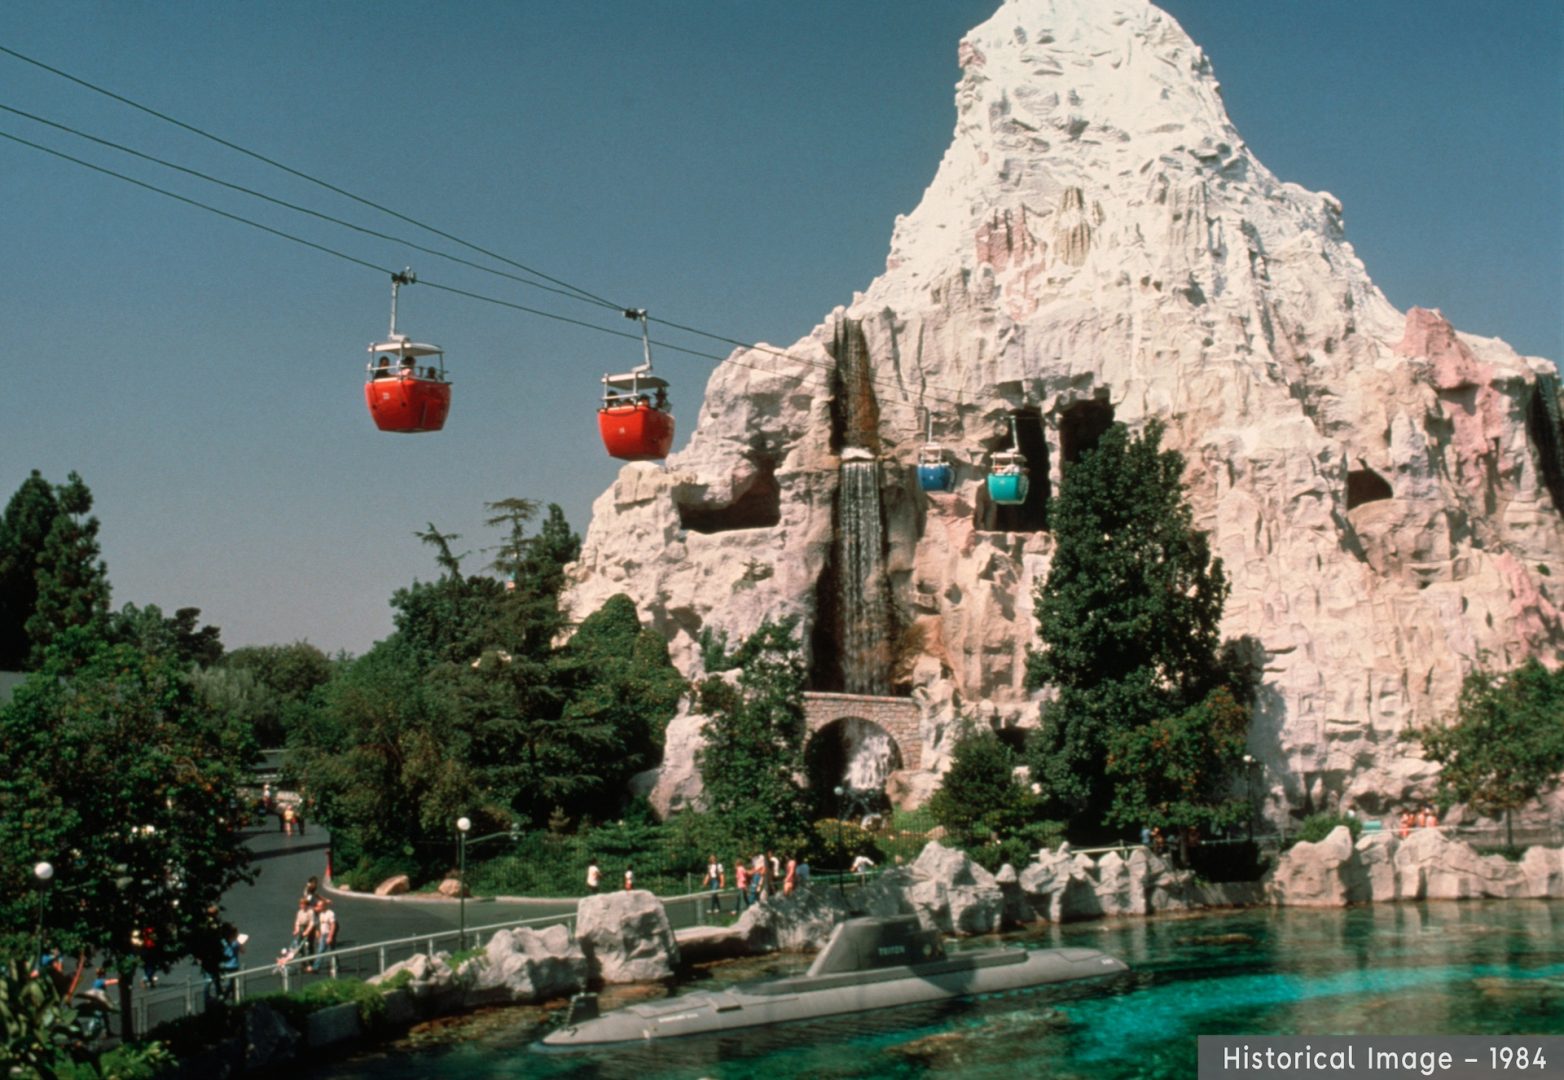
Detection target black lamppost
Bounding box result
[456,816,471,949]
[32,861,53,969]
[1242,755,1257,840]
[833,786,847,904]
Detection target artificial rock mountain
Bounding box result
[562,0,1564,822]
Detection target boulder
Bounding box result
[575,889,680,983]
[368,951,458,999]
[1350,832,1400,903]
[436,876,467,899]
[1394,829,1531,899]
[1519,847,1564,898]
[462,924,588,1005]
[994,863,1031,927]
[374,875,411,897]
[1266,826,1358,907]
[903,843,1004,935]
[733,888,851,953]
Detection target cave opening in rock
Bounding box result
[1345,468,1393,510]
[974,409,1050,532]
[804,716,902,818]
[1527,373,1564,518]
[674,453,782,533]
[1059,399,1115,467]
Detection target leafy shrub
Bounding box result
[0,958,91,1078]
[889,806,939,835]
[1295,812,1362,845]
[90,1041,177,1079]
[811,819,883,869]
[250,978,391,1033]
[341,853,421,894]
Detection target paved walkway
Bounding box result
[124,823,578,1034]
[225,824,576,962]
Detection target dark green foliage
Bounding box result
[0,957,91,1078]
[0,471,59,670]
[466,807,709,898]
[109,604,223,669]
[0,635,254,982]
[695,619,811,855]
[1295,811,1363,845]
[1104,686,1252,843]
[289,639,452,878]
[202,642,335,747]
[810,818,883,868]
[552,594,686,801]
[25,474,112,669]
[293,502,679,875]
[1412,658,1564,848]
[929,722,1038,846]
[1025,421,1242,837]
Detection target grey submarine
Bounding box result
[537,914,1128,1050]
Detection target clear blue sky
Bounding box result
[3,2,1559,657]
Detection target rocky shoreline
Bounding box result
[191,834,1560,1075]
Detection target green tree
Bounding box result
[205,641,335,747]
[293,506,652,874]
[25,473,111,668]
[110,603,224,669]
[0,470,59,670]
[0,631,254,1035]
[1025,421,1239,837]
[928,721,1051,869]
[696,619,811,855]
[488,500,580,659]
[1104,685,1251,861]
[553,594,686,800]
[1413,658,1564,848]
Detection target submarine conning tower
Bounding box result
[805,915,946,976]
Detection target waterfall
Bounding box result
[838,717,898,796]
[838,450,892,694]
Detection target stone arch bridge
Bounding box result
[801,692,922,771]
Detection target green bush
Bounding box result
[810,819,883,870]
[90,1041,177,1079]
[341,853,421,894]
[0,958,91,1078]
[250,978,391,1033]
[1295,812,1363,845]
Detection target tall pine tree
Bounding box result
[1025,421,1240,838]
[696,619,811,854]
[0,471,59,670]
[25,472,111,668]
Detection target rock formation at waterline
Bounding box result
[562,0,1564,820]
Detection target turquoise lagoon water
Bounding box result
[312,901,1563,1079]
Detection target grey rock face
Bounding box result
[575,889,681,983]
[464,924,587,1004]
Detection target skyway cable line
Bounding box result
[0,43,981,415]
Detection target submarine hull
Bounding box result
[538,945,1127,1050]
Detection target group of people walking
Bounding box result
[704,851,809,914]
[279,875,338,973]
